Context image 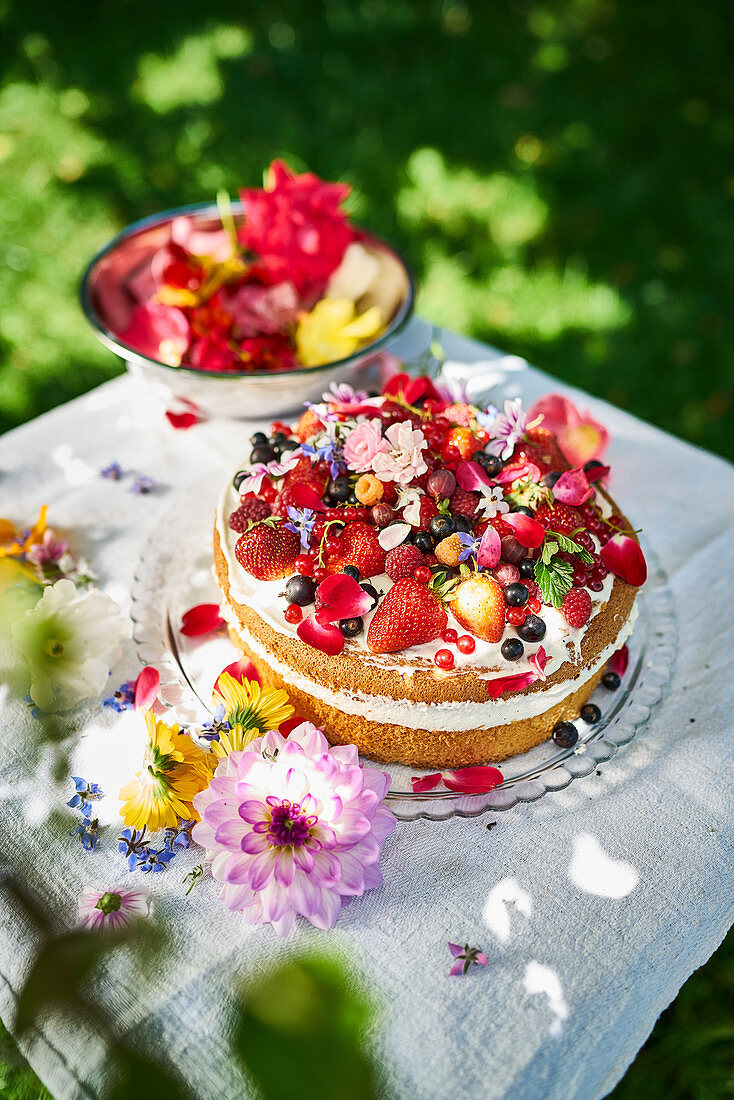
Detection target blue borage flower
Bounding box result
[456,531,481,563]
[118,826,150,871]
[301,432,345,479]
[104,680,136,712]
[100,461,124,481]
[67,777,104,820]
[129,475,156,495]
[164,819,195,851]
[137,847,176,874]
[199,703,231,742]
[284,506,317,550]
[23,693,40,719]
[71,817,101,851]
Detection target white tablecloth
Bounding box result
[1,329,733,1100]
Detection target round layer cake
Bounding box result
[214,379,645,768]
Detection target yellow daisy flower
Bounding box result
[119,712,213,831]
[295,298,383,368]
[210,672,293,758]
[0,505,48,559]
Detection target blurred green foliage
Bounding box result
[0,0,732,456]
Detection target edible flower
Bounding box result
[343,419,390,474]
[208,672,293,757]
[77,884,150,931]
[526,394,610,467]
[0,505,48,559]
[448,943,488,977]
[372,421,428,486]
[484,399,542,461]
[295,298,383,368]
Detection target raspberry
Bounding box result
[449,487,479,518]
[229,498,271,531]
[385,543,425,581]
[561,588,592,628]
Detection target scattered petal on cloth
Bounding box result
[448,943,489,976]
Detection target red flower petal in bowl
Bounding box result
[486,671,537,700]
[600,535,647,587]
[297,615,345,655]
[552,467,594,506]
[411,772,443,793]
[180,603,225,637]
[477,525,502,570]
[133,666,160,710]
[315,574,373,624]
[443,766,504,794]
[119,302,190,366]
[214,656,261,694]
[456,461,492,492]
[611,644,629,677]
[503,512,546,548]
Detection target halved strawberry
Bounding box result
[296,408,324,442]
[234,521,299,581]
[366,579,448,654]
[450,574,504,643]
[326,521,386,578]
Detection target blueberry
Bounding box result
[329,477,351,503]
[429,515,456,540]
[342,564,361,581]
[552,721,578,748]
[233,469,247,491]
[504,582,529,607]
[580,703,601,724]
[501,638,524,662]
[518,558,536,579]
[512,506,534,518]
[602,671,621,691]
[347,491,359,505]
[339,616,363,637]
[477,453,503,477]
[361,583,380,610]
[517,615,546,642]
[279,439,300,453]
[541,471,562,488]
[411,531,434,554]
[250,431,268,447]
[452,514,473,533]
[250,444,276,465]
[284,575,316,606]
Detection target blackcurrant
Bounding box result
[512,506,534,518]
[411,531,434,554]
[329,477,351,503]
[580,703,601,724]
[584,460,605,476]
[552,721,578,748]
[519,558,536,579]
[233,470,247,491]
[504,582,529,607]
[339,616,363,637]
[541,471,561,488]
[279,439,300,454]
[501,638,524,662]
[517,615,546,642]
[284,575,316,606]
[602,671,621,691]
[477,453,503,477]
[250,431,268,447]
[342,564,361,581]
[250,444,276,465]
[452,514,473,533]
[347,491,359,505]
[272,431,289,446]
[429,515,455,540]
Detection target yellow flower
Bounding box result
[210,672,293,758]
[295,298,383,368]
[119,712,213,831]
[0,505,48,559]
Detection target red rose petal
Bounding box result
[133,666,160,710]
[502,512,546,549]
[314,574,373,624]
[486,671,537,699]
[600,535,647,587]
[477,525,502,569]
[586,463,610,484]
[180,603,225,636]
[495,461,542,486]
[611,644,629,676]
[289,483,327,513]
[552,467,594,506]
[297,615,345,655]
[411,772,443,793]
[443,766,504,794]
[215,656,261,694]
[456,461,492,492]
[165,409,203,431]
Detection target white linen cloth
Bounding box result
[0,328,732,1100]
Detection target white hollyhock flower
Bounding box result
[396,486,423,526]
[476,485,510,520]
[11,579,123,712]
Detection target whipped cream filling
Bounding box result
[216,479,619,684]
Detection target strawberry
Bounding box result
[534,502,582,536]
[296,408,324,442]
[562,587,592,628]
[511,426,569,475]
[449,486,479,518]
[417,496,438,530]
[234,521,300,581]
[366,579,448,654]
[444,402,476,428]
[326,522,386,578]
[229,498,271,531]
[281,457,329,496]
[385,543,425,581]
[450,574,504,643]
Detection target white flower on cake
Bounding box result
[396,486,423,526]
[476,485,511,520]
[483,398,543,461]
[11,579,123,712]
[372,421,428,485]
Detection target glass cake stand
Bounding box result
[131,495,676,822]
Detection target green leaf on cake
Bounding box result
[547,529,594,564]
[535,558,574,608]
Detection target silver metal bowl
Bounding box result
[80,202,415,419]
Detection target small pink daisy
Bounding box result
[77,884,150,931]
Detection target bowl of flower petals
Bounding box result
[80,160,414,420]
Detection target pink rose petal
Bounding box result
[456,461,492,492]
[180,603,225,636]
[442,766,504,794]
[411,772,443,793]
[133,666,160,710]
[289,483,327,513]
[314,574,373,624]
[600,535,647,587]
[487,671,537,699]
[477,525,502,569]
[527,393,610,466]
[527,645,548,682]
[611,645,629,677]
[552,467,594,506]
[297,615,345,655]
[502,513,546,549]
[495,461,542,486]
[378,523,411,551]
[215,656,261,694]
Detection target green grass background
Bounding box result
[0,0,732,1096]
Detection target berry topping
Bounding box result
[296,407,324,441]
[602,671,621,691]
[342,564,361,581]
[580,703,601,724]
[429,514,455,541]
[552,721,578,748]
[442,426,477,462]
[229,497,272,531]
[426,469,456,499]
[456,634,476,654]
[516,614,547,642]
[250,444,277,464]
[284,603,303,624]
[295,554,314,576]
[434,533,463,568]
[434,648,455,670]
[442,628,458,644]
[561,587,592,628]
[371,503,397,528]
[339,616,364,637]
[501,638,524,662]
[325,521,386,579]
[476,452,503,477]
[354,474,384,505]
[284,575,316,606]
[448,486,478,518]
[235,522,300,581]
[385,543,425,581]
[450,574,505,644]
[411,531,434,555]
[504,582,529,607]
[366,578,448,654]
[413,564,432,584]
[535,502,582,536]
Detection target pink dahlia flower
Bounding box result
[192,723,396,935]
[526,393,610,467]
[77,883,150,931]
[343,419,390,474]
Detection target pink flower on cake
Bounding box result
[484,399,542,461]
[192,723,396,935]
[238,450,303,496]
[526,393,610,467]
[372,422,428,485]
[343,419,389,474]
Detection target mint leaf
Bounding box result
[541,540,559,566]
[535,558,574,608]
[546,529,594,564]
